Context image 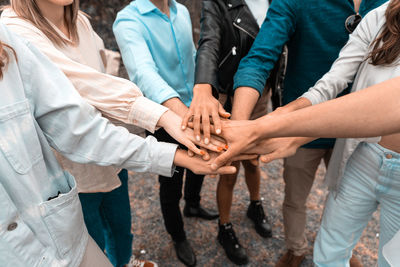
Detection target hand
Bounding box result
[255,137,306,163]
[158,110,227,156]
[192,119,260,169]
[174,149,236,175]
[182,84,230,144]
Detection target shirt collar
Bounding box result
[135,0,177,15]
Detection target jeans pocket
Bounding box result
[0,100,43,174]
[40,172,86,258]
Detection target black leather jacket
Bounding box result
[195,0,285,110]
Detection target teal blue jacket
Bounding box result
[234,0,387,148]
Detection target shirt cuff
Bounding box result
[128,96,168,133]
[300,91,321,106]
[233,72,264,96]
[150,140,178,177]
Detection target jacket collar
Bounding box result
[135,0,177,15]
[225,0,246,9]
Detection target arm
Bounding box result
[266,5,382,116]
[2,17,166,133]
[231,0,298,119]
[113,15,180,106]
[20,38,233,175]
[211,76,400,168]
[182,0,230,141]
[300,6,383,106]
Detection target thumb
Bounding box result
[260,151,281,163]
[211,147,238,170]
[218,104,231,118]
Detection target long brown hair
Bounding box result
[369,0,400,66]
[6,0,80,47]
[0,42,16,79]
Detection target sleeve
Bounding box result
[233,0,298,95]
[113,14,180,105]
[301,6,384,105]
[4,21,167,133]
[19,39,178,177]
[194,0,223,90]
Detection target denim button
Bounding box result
[7,222,18,231]
[386,154,393,159]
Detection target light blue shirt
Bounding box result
[0,23,177,266]
[113,0,196,107]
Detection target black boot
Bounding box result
[247,200,272,238]
[173,239,196,267]
[183,202,219,220]
[217,222,248,265]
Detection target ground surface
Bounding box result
[128,158,380,267]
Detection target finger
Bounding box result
[181,109,193,130]
[211,147,240,170]
[202,150,210,161]
[208,174,217,178]
[260,152,281,163]
[211,111,222,135]
[187,150,195,157]
[193,112,201,142]
[188,121,218,135]
[214,165,237,175]
[218,104,231,118]
[202,111,211,144]
[250,158,259,166]
[231,154,258,162]
[184,140,203,156]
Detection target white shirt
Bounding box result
[244,0,269,27]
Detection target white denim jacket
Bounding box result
[301,2,400,192]
[0,23,177,267]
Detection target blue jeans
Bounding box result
[79,169,133,267]
[314,143,400,267]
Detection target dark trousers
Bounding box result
[149,128,205,242]
[79,170,133,267]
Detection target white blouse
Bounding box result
[244,0,269,27]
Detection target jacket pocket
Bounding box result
[40,172,86,258]
[0,100,43,174]
[218,46,237,68]
[0,183,47,267]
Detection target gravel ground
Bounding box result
[128,157,380,267]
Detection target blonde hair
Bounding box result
[6,0,80,47]
[0,42,16,79]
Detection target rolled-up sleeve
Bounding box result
[113,15,180,105]
[233,0,298,95]
[2,17,166,133]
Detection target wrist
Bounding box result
[193,83,212,95]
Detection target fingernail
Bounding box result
[216,129,221,134]
[211,163,217,170]
[217,147,223,151]
[224,145,229,149]
[196,135,201,142]
[204,138,209,144]
[181,125,185,130]
[200,151,205,155]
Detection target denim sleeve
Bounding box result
[18,35,177,177]
[113,14,180,105]
[233,0,298,95]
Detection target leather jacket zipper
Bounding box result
[233,22,256,39]
[219,46,237,68]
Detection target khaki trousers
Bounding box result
[283,147,332,256]
[80,236,113,267]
